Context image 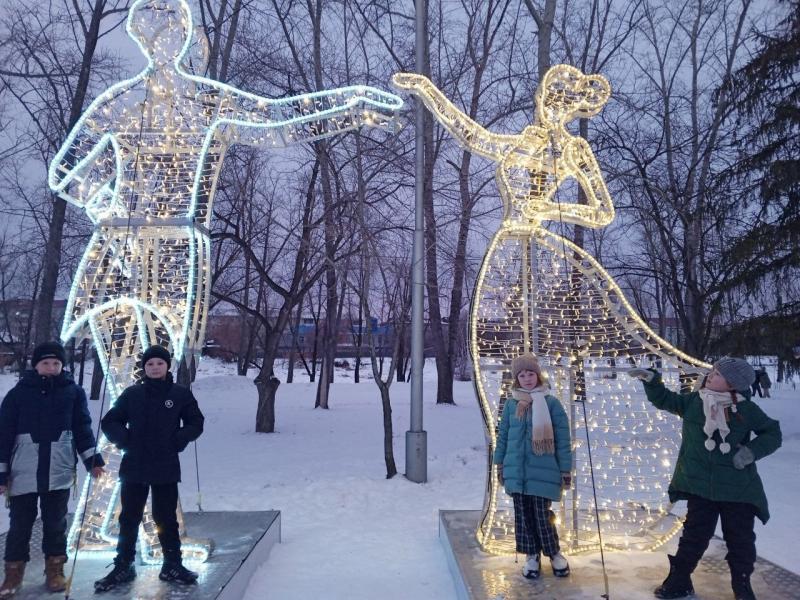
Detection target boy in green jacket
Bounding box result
[494,354,573,580]
[629,357,781,600]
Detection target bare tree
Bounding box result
[0,0,130,346]
[603,0,762,358]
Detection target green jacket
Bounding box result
[493,393,572,501]
[643,372,781,523]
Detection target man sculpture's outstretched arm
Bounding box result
[391,73,519,160]
[216,84,404,147]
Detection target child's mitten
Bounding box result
[732,446,755,470]
[627,368,655,382]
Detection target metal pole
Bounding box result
[406,0,428,483]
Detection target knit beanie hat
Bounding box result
[141,345,171,368]
[511,353,546,384]
[713,356,755,394]
[32,341,66,367]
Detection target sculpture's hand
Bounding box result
[391,73,432,94]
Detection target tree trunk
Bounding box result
[378,381,397,479]
[90,353,103,400]
[34,1,106,345]
[287,300,304,384]
[78,339,88,386]
[255,371,280,433]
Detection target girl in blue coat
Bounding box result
[493,353,573,579]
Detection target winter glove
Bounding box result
[496,465,504,485]
[627,368,655,382]
[732,445,755,470]
[561,472,572,488]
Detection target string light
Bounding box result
[52,0,402,563]
[394,65,710,555]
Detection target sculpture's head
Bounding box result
[535,64,611,127]
[128,0,193,68]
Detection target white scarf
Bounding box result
[699,388,742,454]
[512,386,554,455]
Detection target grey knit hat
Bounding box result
[713,356,755,394]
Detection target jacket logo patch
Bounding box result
[165,399,174,408]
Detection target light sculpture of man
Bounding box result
[49,0,402,562]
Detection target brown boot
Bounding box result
[44,556,67,593]
[0,561,26,598]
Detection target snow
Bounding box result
[0,359,796,599]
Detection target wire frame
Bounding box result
[51,0,402,563]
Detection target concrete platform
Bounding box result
[440,510,800,600]
[3,511,280,600]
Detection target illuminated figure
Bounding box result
[393,65,709,554]
[49,0,402,563]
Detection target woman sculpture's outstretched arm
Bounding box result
[392,73,519,161]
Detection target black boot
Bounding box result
[654,555,694,599]
[94,558,136,593]
[731,572,756,600]
[159,553,198,585]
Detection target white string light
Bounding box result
[52,0,402,563]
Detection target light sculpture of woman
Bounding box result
[49,0,402,563]
[393,65,709,554]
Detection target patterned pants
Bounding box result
[512,493,560,557]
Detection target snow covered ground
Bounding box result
[0,359,796,599]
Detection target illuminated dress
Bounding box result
[49,0,402,563]
[393,65,709,554]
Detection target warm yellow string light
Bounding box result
[394,65,709,556]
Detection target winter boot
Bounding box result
[94,558,136,593]
[44,555,67,593]
[550,552,570,577]
[654,554,694,599]
[731,572,756,600]
[0,562,25,598]
[159,554,198,585]
[521,554,540,579]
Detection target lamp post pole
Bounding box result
[406,0,428,483]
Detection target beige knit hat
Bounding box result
[511,353,548,385]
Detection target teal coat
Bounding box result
[643,372,782,523]
[493,392,572,501]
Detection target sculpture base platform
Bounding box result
[439,510,799,600]
[2,511,280,600]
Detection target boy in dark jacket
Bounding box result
[629,357,782,600]
[94,345,204,593]
[0,342,104,598]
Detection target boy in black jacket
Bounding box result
[0,342,105,597]
[94,345,204,592]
